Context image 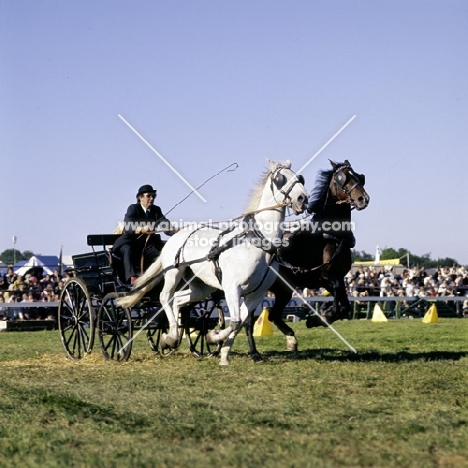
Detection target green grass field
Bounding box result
[1,319,467,468]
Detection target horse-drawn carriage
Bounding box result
[58,159,368,366]
[58,234,226,362]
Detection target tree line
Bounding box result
[0,249,37,265]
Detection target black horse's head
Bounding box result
[329,160,369,210]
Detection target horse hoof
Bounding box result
[219,347,230,366]
[206,330,218,345]
[160,333,169,349]
[286,336,298,351]
[162,333,177,349]
[323,309,349,324]
[306,315,323,328]
[219,354,230,366]
[251,353,263,363]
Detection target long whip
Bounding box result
[163,162,239,218]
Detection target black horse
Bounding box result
[245,160,370,359]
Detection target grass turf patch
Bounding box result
[0,319,467,467]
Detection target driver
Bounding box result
[113,184,173,285]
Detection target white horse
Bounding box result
[118,159,308,365]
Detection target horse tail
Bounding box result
[117,257,164,308]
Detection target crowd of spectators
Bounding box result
[345,264,468,298]
[344,264,468,315]
[282,264,468,299]
[266,263,468,315]
[2,262,468,321]
[0,267,72,321]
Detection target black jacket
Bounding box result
[113,203,170,251]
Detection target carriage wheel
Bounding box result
[145,306,183,356]
[97,293,133,361]
[58,277,95,360]
[183,300,225,358]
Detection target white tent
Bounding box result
[61,255,73,271]
[15,256,61,276]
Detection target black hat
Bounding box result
[136,184,156,198]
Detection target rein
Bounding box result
[229,201,288,222]
[276,248,326,274]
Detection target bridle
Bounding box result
[270,166,305,206]
[331,163,366,208]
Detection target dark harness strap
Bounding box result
[205,215,279,283]
[243,214,278,254]
[206,225,240,283]
[276,248,324,274]
[174,225,211,266]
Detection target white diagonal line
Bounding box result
[269,266,357,353]
[117,262,211,354]
[118,114,207,202]
[296,115,356,175]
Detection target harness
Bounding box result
[206,225,241,284]
[331,163,366,208]
[131,165,304,295]
[279,163,364,276]
[270,167,305,205]
[177,212,279,285]
[276,247,323,274]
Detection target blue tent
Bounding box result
[12,260,27,274]
[0,261,8,276]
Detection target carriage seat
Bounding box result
[87,234,122,265]
[86,234,123,270]
[86,234,167,289]
[86,234,129,286]
[87,234,122,249]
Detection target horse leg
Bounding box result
[217,297,245,366]
[159,268,185,347]
[268,284,298,351]
[322,278,350,324]
[244,313,263,362]
[321,243,353,324]
[205,287,243,352]
[335,279,352,318]
[164,281,217,349]
[217,292,264,366]
[241,293,273,364]
[321,241,336,279]
[218,327,241,366]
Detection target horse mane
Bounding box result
[308,162,345,215]
[244,160,289,213]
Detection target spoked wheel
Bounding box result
[183,299,225,357]
[58,277,95,360]
[146,307,174,356]
[97,293,133,361]
[145,306,182,356]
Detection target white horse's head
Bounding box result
[266,159,308,215]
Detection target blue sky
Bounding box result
[1,0,467,265]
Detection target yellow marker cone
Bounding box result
[253,308,274,336]
[422,304,438,323]
[371,304,388,322]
